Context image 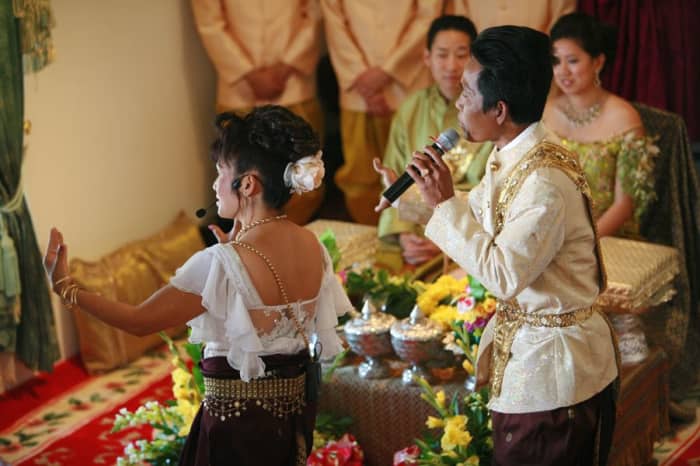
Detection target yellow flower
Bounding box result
[482,298,496,314]
[172,367,191,388]
[176,399,198,436]
[426,416,445,429]
[429,305,460,328]
[462,359,474,375]
[441,426,472,451]
[435,390,446,408]
[444,414,468,431]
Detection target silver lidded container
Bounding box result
[343,298,396,379]
[391,305,447,385]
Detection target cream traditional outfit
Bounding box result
[321,0,441,224]
[191,0,324,224]
[424,123,618,464]
[452,0,575,33]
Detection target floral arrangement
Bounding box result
[441,277,496,376]
[415,275,496,375]
[394,378,492,466]
[111,333,203,465]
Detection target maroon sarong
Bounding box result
[491,382,616,466]
[178,352,316,466]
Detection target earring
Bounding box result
[594,70,601,87]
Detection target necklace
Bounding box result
[235,214,287,241]
[562,101,601,128]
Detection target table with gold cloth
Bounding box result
[319,348,669,466]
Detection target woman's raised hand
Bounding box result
[43,227,70,291]
[208,219,241,243]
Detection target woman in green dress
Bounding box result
[543,13,658,238]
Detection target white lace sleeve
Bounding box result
[314,246,353,361]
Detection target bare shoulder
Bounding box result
[602,94,644,135]
[288,224,325,259]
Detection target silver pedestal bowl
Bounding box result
[343,299,396,379]
[391,305,447,385]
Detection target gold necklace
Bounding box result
[235,214,287,241]
[562,101,601,127]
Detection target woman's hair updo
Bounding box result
[210,105,321,208]
[550,12,618,71]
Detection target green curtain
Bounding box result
[0,0,58,371]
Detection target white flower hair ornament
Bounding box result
[283,150,325,194]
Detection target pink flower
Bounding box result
[307,434,364,466]
[393,444,420,465]
[457,297,475,313]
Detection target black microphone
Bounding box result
[381,128,460,203]
[195,202,216,218]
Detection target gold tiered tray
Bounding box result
[597,237,680,313]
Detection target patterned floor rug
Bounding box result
[0,348,174,466]
[654,391,700,466]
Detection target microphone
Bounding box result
[195,202,216,218]
[381,128,460,203]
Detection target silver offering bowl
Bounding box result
[391,305,448,385]
[344,299,397,379]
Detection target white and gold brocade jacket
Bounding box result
[425,123,618,414]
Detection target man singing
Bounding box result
[376,26,618,465]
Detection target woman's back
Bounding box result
[233,221,326,339]
[235,221,324,306]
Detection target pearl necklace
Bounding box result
[235,214,287,241]
[562,101,601,128]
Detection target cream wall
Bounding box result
[15,0,216,376]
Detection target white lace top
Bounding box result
[170,242,352,381]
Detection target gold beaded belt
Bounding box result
[203,373,306,421]
[491,300,596,397]
[497,302,595,328]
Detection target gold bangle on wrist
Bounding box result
[54,276,72,287]
[59,283,81,310]
[54,276,73,294]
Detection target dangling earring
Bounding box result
[594,70,602,87]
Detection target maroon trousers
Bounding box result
[178,353,316,466]
[491,383,616,466]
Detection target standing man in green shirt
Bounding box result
[378,15,493,269]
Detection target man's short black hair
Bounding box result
[427,15,478,50]
[470,26,552,125]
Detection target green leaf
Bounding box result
[319,229,342,272]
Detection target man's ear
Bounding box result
[495,101,509,125]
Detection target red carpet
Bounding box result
[0,356,90,432]
[0,349,174,465]
[657,420,700,465]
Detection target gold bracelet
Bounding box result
[70,286,80,308]
[54,276,73,294]
[60,283,80,310]
[54,276,72,287]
